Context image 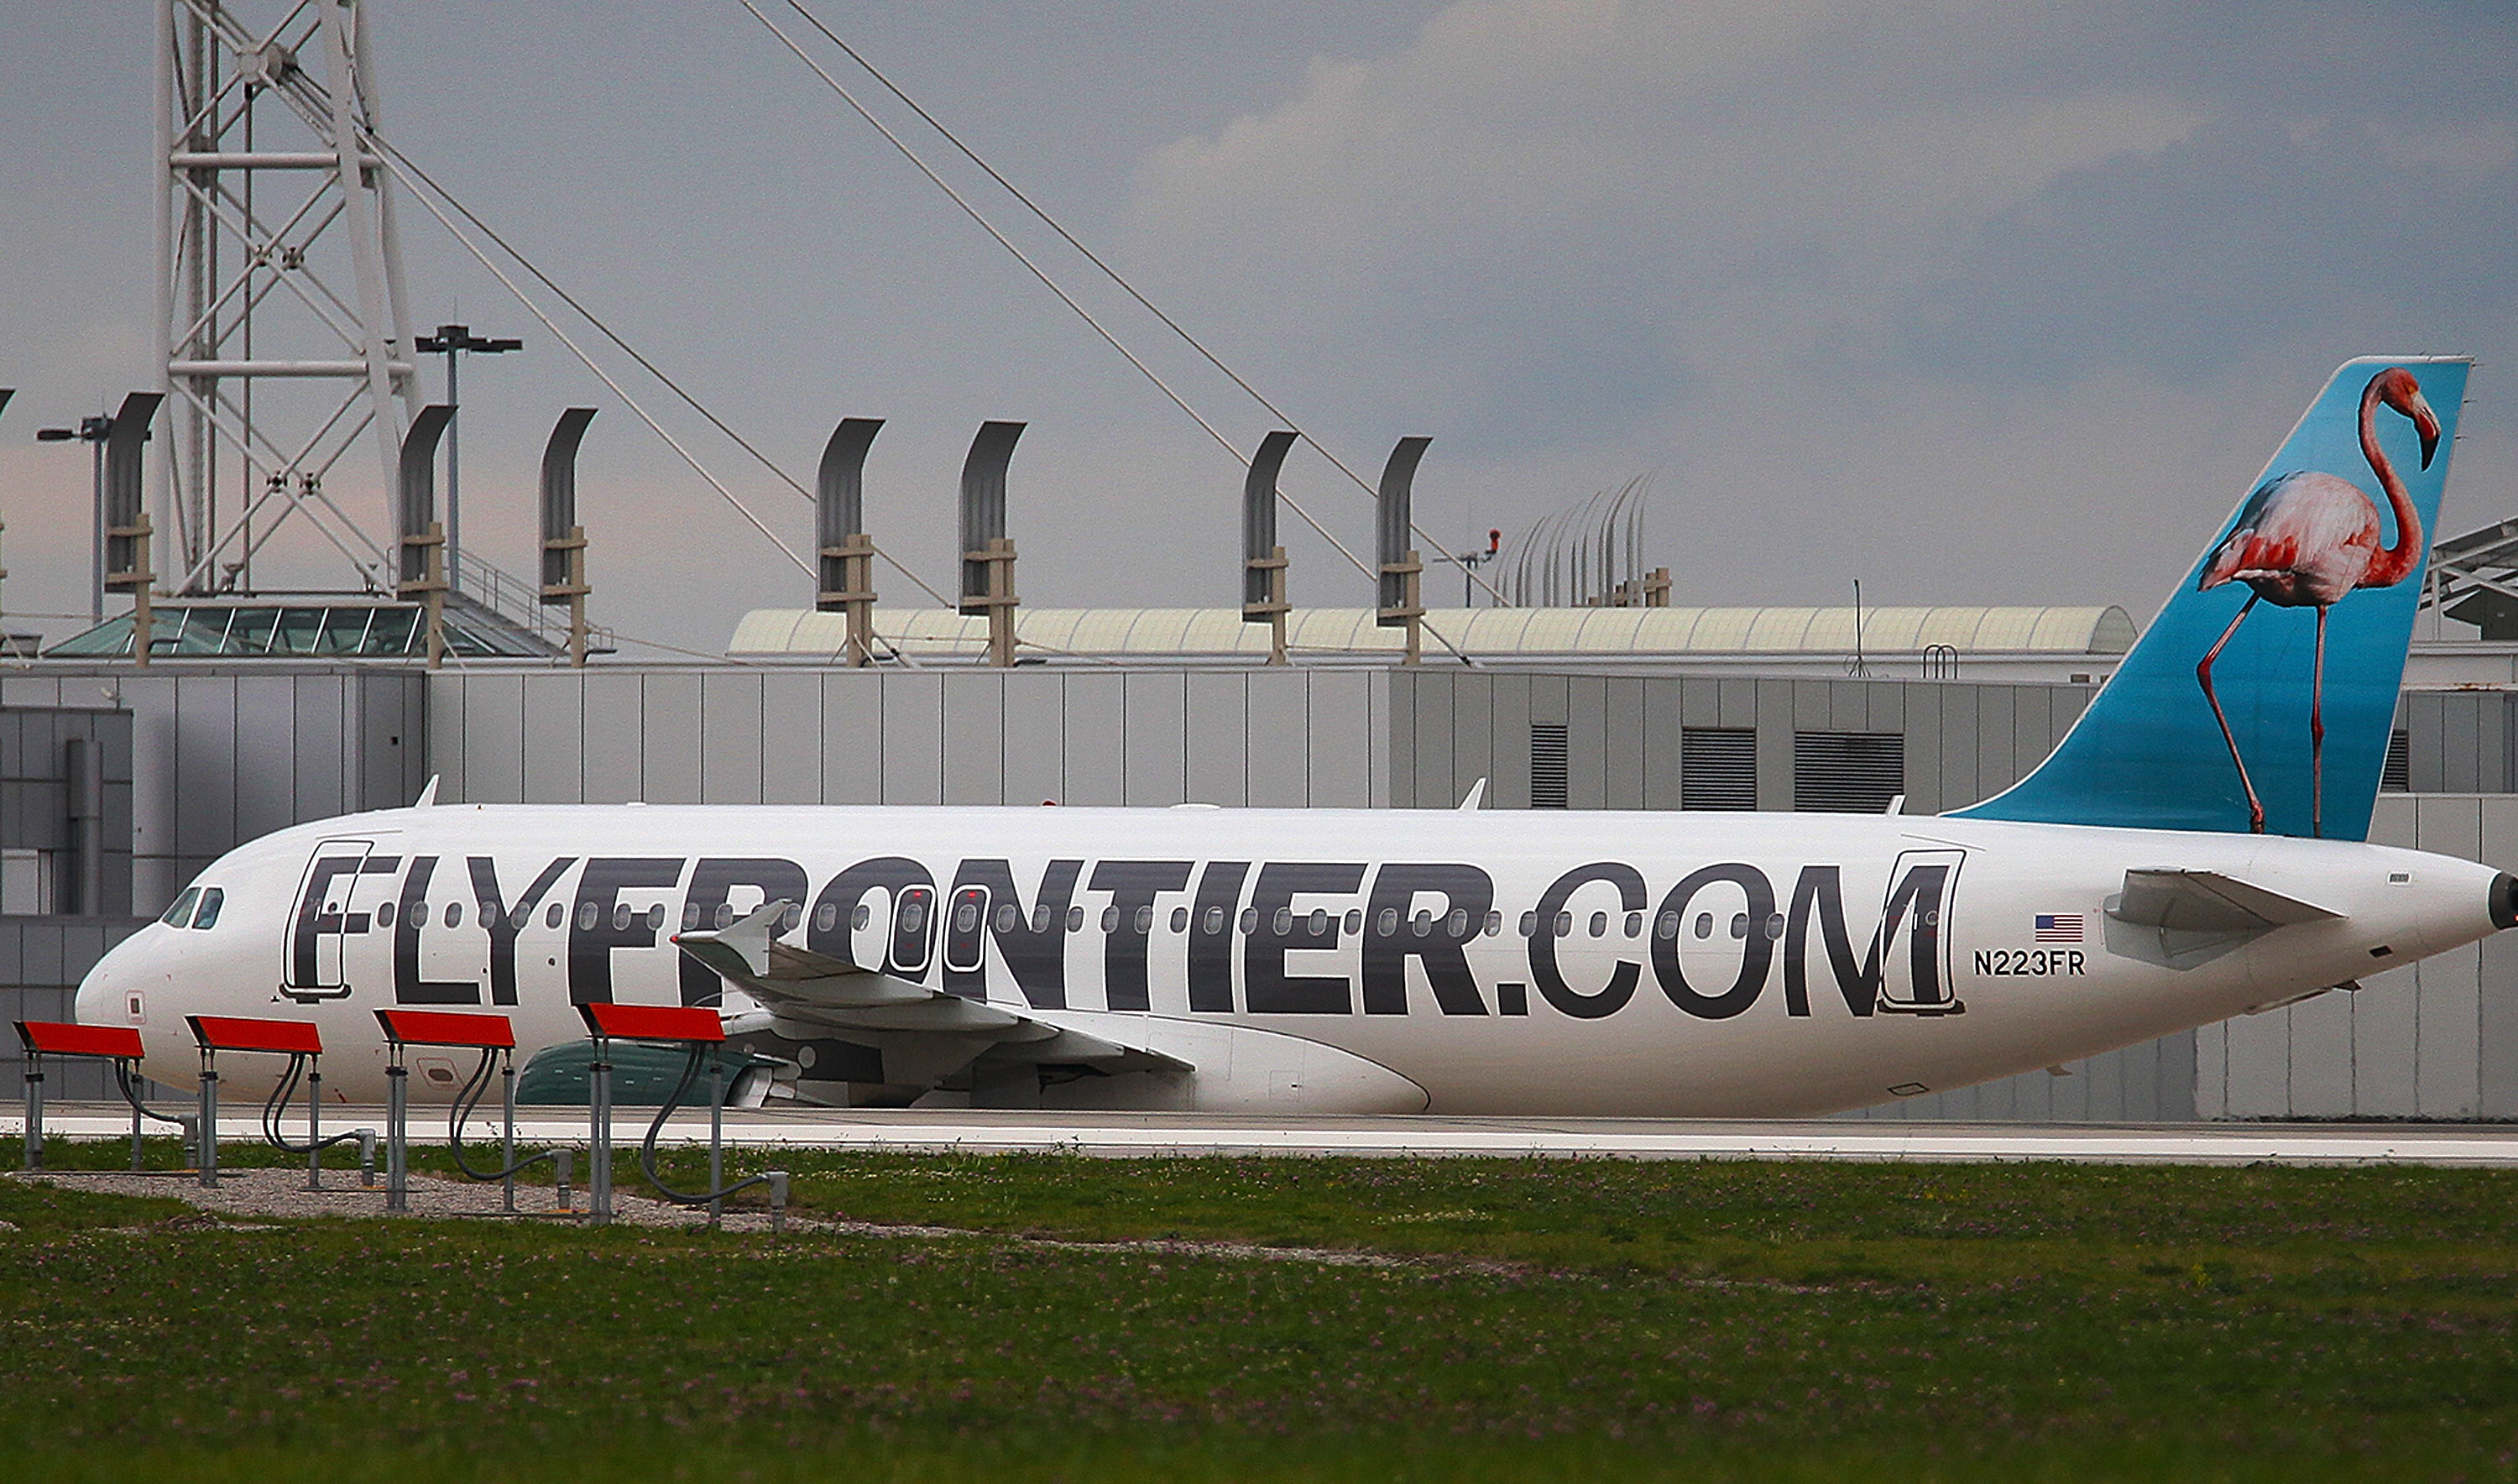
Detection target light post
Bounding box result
[36,415,117,623]
[414,323,521,593]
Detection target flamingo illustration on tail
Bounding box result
[2193,368,2442,836]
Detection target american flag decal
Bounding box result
[2034,913,2084,943]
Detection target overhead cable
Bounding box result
[772,0,1511,608]
[376,147,813,576]
[732,0,1381,587]
[737,0,1477,663]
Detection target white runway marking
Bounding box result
[14,1105,2518,1166]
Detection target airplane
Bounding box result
[76,354,2518,1117]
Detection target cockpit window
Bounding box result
[160,887,201,928]
[191,887,225,930]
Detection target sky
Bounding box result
[1,0,2512,656]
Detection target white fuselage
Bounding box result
[76,802,2510,1116]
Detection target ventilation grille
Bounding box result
[1680,727,1758,811]
[2384,729,2411,792]
[1530,723,1569,809]
[1794,731,1904,813]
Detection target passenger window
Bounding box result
[1588,912,1607,938]
[1625,912,1642,938]
[546,902,564,929]
[1554,912,1573,938]
[1202,906,1225,934]
[645,905,663,932]
[578,902,598,931]
[1273,907,1294,935]
[1238,907,1257,933]
[445,901,463,928]
[1136,906,1155,934]
[996,904,1019,933]
[191,887,225,930]
[1657,912,1678,939]
[160,887,200,928]
[1447,908,1468,938]
[1101,906,1120,933]
[1729,913,1748,939]
[816,902,838,932]
[1694,913,1712,939]
[1484,911,1502,936]
[956,901,981,933]
[1066,906,1084,933]
[1518,912,1537,937]
[1307,908,1329,937]
[852,904,871,930]
[1412,912,1434,938]
[1345,909,1364,935]
[377,901,395,928]
[1171,907,1188,933]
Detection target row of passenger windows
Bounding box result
[357,896,1780,944]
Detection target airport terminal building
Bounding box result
[8,595,2518,1122]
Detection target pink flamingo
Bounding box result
[2197,367,2442,836]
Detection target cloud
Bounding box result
[1112,0,2517,609]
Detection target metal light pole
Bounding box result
[414,323,520,593]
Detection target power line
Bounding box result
[736,0,1480,663]
[772,0,1512,608]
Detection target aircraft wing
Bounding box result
[671,901,1189,1074]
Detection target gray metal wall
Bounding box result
[426,668,1391,809]
[3,668,427,912]
[1386,671,2095,813]
[0,704,134,915]
[0,917,150,1099]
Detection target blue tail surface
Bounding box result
[1954,356,2469,840]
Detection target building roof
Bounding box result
[729,604,2138,666]
[44,599,555,661]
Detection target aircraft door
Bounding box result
[890,885,937,975]
[1876,848,1964,1016]
[942,885,990,975]
[285,839,385,1001]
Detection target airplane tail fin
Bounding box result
[1953,356,2470,840]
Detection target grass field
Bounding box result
[3,1139,2515,1481]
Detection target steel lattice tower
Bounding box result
[157,0,420,597]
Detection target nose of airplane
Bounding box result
[73,928,149,1025]
[2491,873,2518,932]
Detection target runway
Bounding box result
[14,1105,2518,1167]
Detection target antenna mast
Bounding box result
[157,0,420,597]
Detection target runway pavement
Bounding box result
[13,1103,2518,1166]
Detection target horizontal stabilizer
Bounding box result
[2109,869,2342,933]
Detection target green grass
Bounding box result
[4,1142,2516,1481]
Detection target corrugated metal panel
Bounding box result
[1061,674,1126,806]
[880,674,943,805]
[699,671,765,805]
[1246,670,1309,807]
[523,672,584,805]
[1680,728,1755,810]
[820,673,885,805]
[760,673,823,806]
[942,674,1004,807]
[581,672,644,804]
[1001,671,1065,808]
[1183,672,1248,806]
[1125,672,1187,806]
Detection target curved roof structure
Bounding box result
[729,604,2137,665]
